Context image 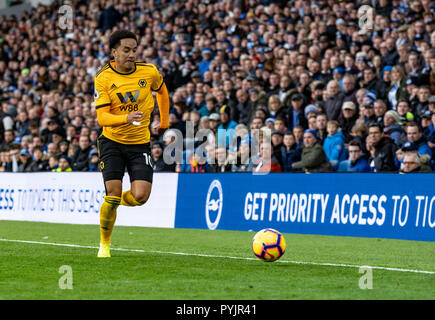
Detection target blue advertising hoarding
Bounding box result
[174,173,435,241]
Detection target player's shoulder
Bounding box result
[95,63,110,79]
[135,61,159,71]
[135,61,156,68]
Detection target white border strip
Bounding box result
[1,238,434,275]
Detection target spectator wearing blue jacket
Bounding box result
[217,105,238,149]
[323,120,347,170]
[337,140,371,172]
[198,48,213,77]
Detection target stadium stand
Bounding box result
[0,0,434,173]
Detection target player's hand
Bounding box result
[127,112,143,124]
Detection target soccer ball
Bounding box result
[252,228,286,262]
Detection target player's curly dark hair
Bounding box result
[109,30,137,49]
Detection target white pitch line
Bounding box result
[0,238,434,275]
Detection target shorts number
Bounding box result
[143,153,152,167]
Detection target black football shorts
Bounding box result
[97,135,153,183]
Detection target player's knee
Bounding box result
[131,180,152,206]
[133,192,150,205]
[134,196,148,206]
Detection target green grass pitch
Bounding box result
[0,220,434,300]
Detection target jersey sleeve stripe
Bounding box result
[136,64,154,68]
[153,80,164,92]
[95,64,109,78]
[95,103,111,109]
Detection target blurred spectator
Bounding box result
[208,113,220,134]
[0,108,14,140]
[280,132,301,172]
[274,117,287,134]
[292,129,332,173]
[0,130,15,151]
[288,93,307,130]
[350,122,368,150]
[89,128,99,145]
[337,140,371,172]
[71,135,92,171]
[88,149,100,172]
[395,143,408,172]
[169,109,186,137]
[41,120,66,144]
[218,105,237,131]
[387,65,409,110]
[338,102,359,143]
[0,145,19,172]
[429,96,435,114]
[293,125,304,148]
[192,92,206,112]
[405,121,433,159]
[315,113,328,145]
[217,105,238,149]
[183,151,208,173]
[18,149,33,172]
[253,141,282,173]
[361,94,378,126]
[400,153,432,173]
[59,141,70,157]
[374,100,388,125]
[383,110,403,146]
[415,86,432,119]
[54,155,73,172]
[267,95,287,122]
[15,111,30,137]
[271,130,284,168]
[363,66,387,99]
[46,142,60,158]
[421,111,433,138]
[324,80,345,121]
[323,120,347,169]
[235,89,251,126]
[98,1,122,32]
[396,99,414,122]
[199,95,217,117]
[209,146,232,173]
[231,139,253,172]
[342,75,358,107]
[366,123,397,172]
[151,141,175,172]
[265,118,274,131]
[29,146,49,172]
[49,155,59,172]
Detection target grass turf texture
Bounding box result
[0,220,434,300]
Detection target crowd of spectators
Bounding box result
[0,0,435,174]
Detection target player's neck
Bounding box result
[113,61,135,74]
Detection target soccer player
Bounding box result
[94,30,169,257]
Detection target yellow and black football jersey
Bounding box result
[94,60,164,144]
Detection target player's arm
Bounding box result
[151,66,170,130]
[96,107,142,126]
[96,106,128,127]
[94,74,141,126]
[155,82,170,129]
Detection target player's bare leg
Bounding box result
[98,180,122,258]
